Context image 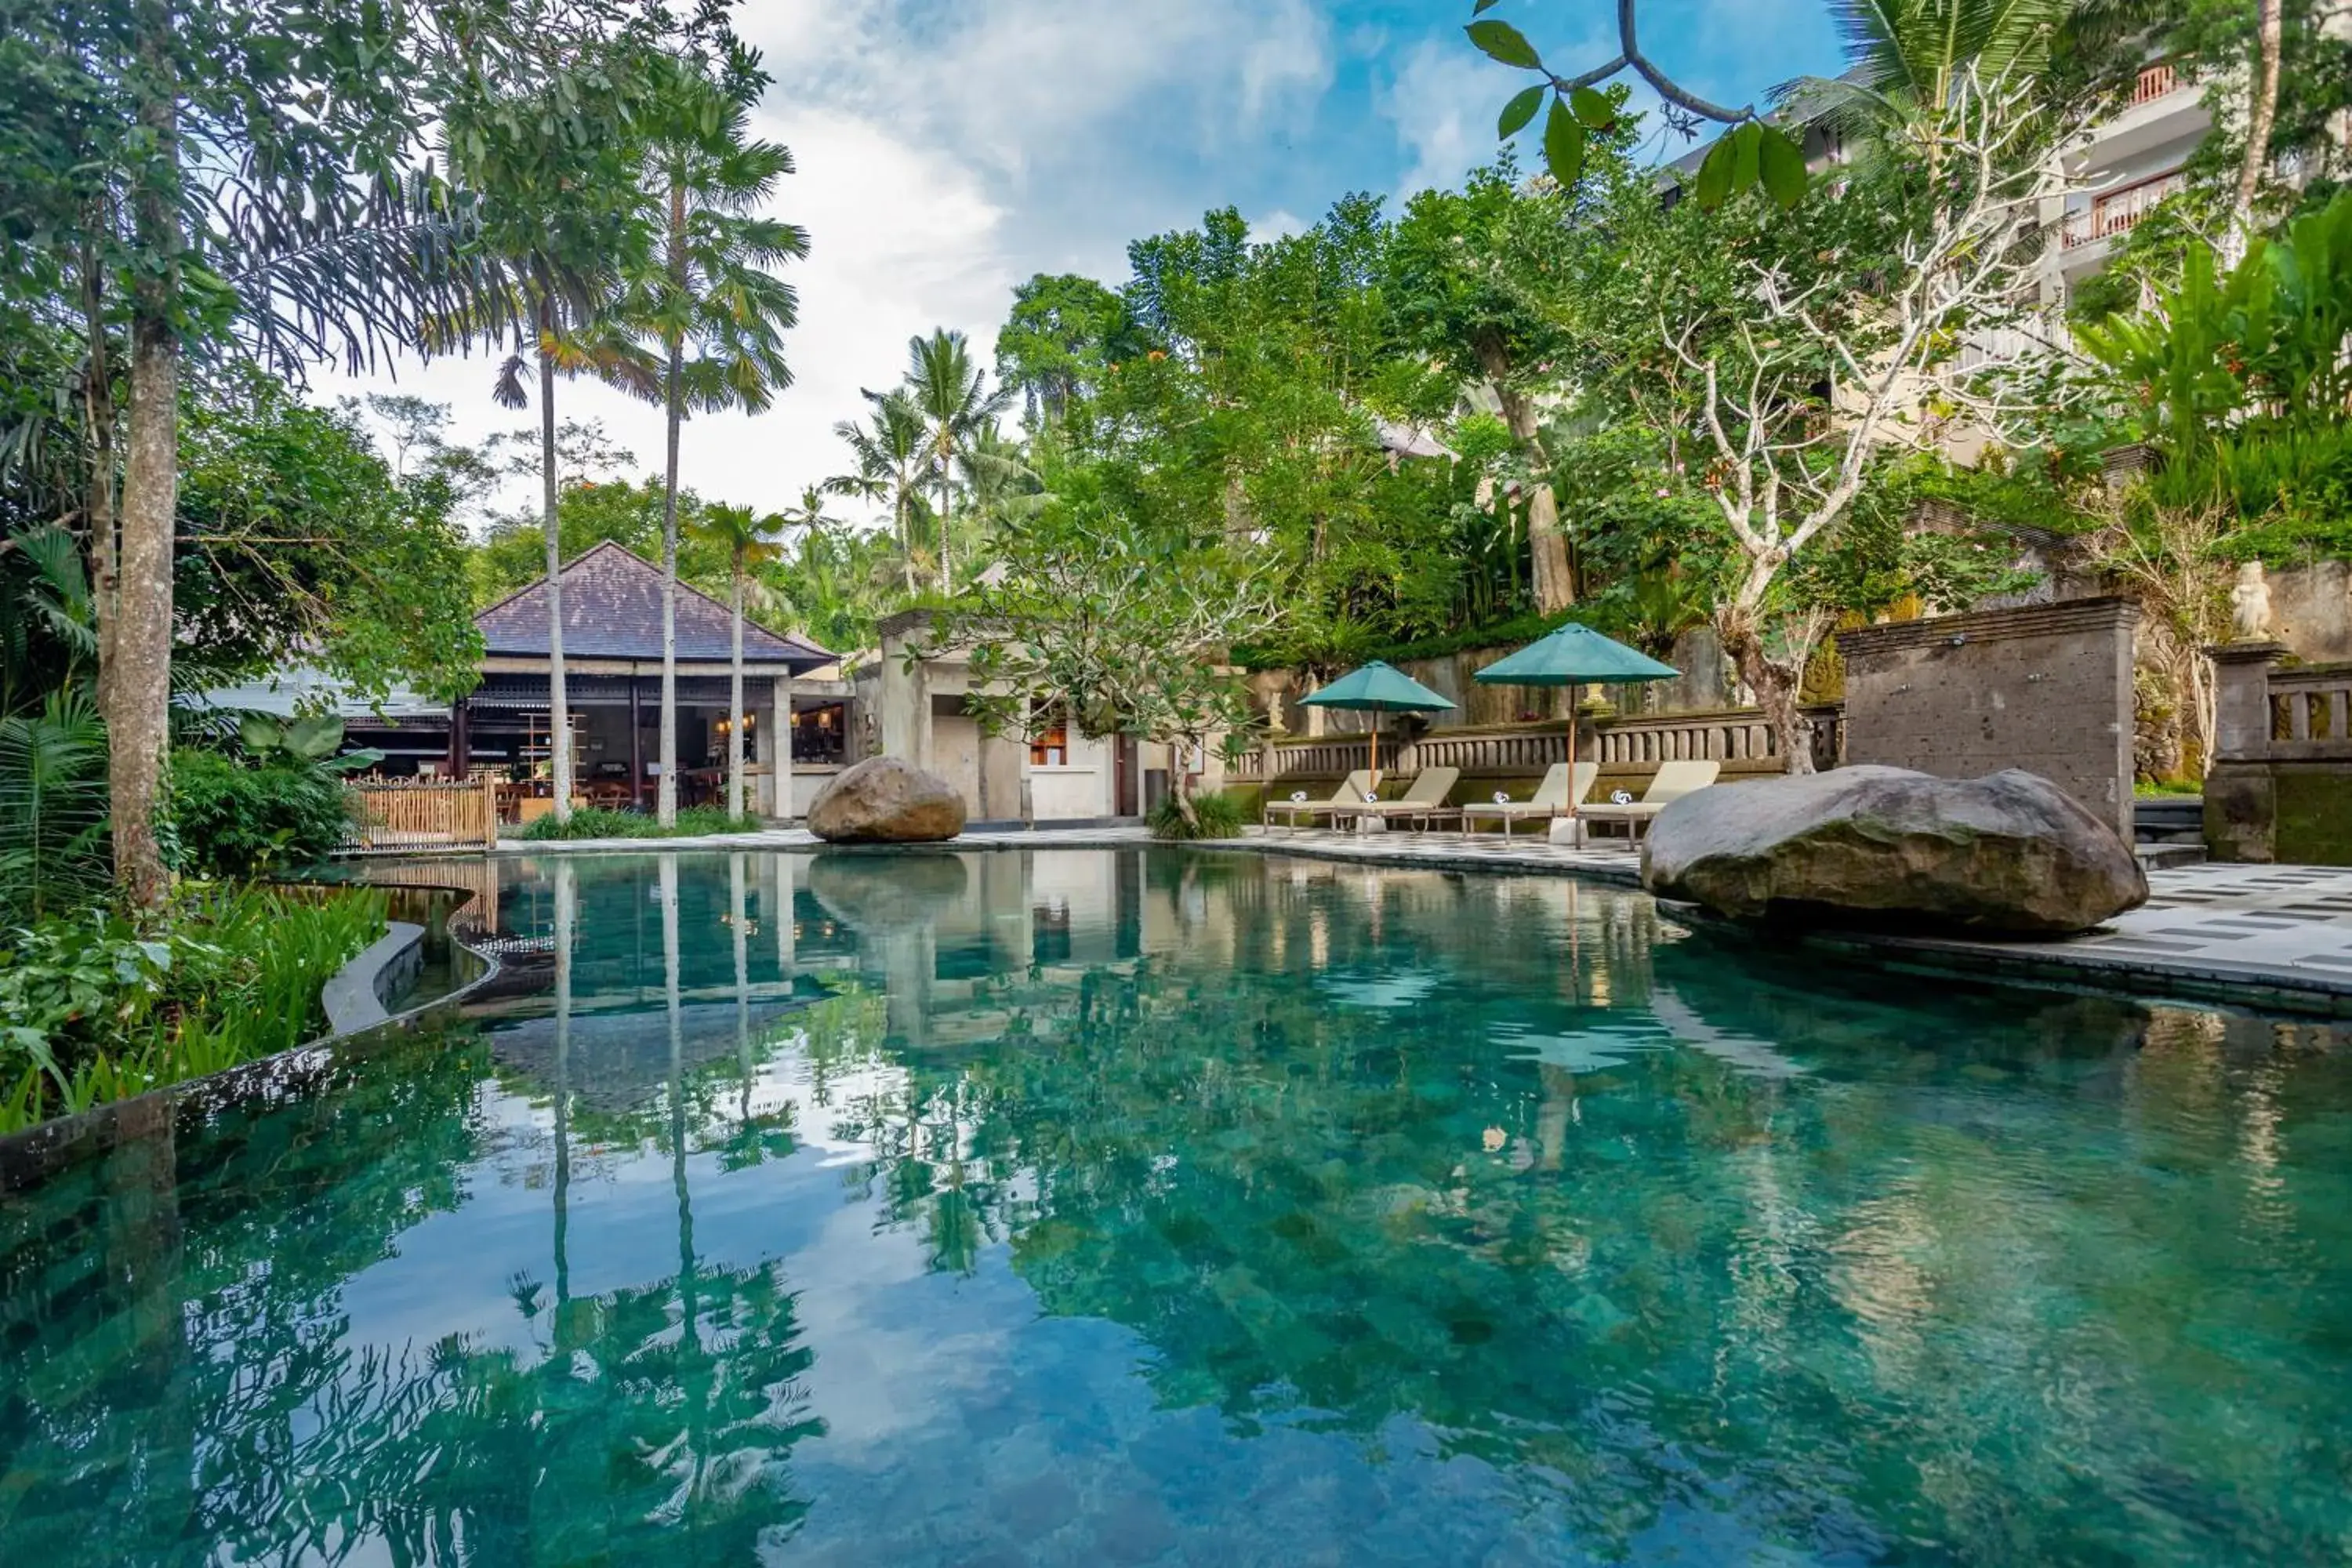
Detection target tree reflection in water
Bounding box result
[2,848,2349,1565]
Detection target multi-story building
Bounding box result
[2039,60,2210,308]
[1658,59,2212,310]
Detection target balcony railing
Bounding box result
[2062,168,2187,250]
[2132,62,2178,105]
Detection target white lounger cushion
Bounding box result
[1579,759,1720,819]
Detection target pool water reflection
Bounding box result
[4,848,2351,1566]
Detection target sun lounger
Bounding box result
[1336,768,1462,831]
[1576,760,1720,842]
[1263,770,1377,830]
[1458,762,1597,837]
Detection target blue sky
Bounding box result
[330,0,1846,522]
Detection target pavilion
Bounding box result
[348,543,843,815]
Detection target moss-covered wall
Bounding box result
[2206,760,2352,866]
[2274,763,2352,866]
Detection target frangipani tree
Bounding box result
[924,503,1274,832]
[1667,65,2073,769]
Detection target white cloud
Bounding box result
[1376,37,1501,198]
[324,0,1338,532]
[1247,207,1308,243]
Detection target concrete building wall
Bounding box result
[1031,732,1113,820]
[1838,597,2141,837]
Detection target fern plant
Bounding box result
[0,689,110,923]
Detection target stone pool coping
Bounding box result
[320,920,427,1036]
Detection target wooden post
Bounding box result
[629,678,644,811]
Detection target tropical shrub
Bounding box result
[518,805,765,840]
[169,750,357,876]
[2079,191,2352,530]
[0,884,387,1131]
[1149,789,1248,841]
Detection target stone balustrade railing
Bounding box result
[2267,662,2352,758]
[1229,704,1844,782]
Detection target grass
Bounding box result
[2135,779,2205,797]
[0,883,388,1133]
[517,805,768,841]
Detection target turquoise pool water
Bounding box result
[4,848,2351,1566]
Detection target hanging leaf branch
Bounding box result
[1466,0,1809,210]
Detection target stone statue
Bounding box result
[1265,688,1288,735]
[2230,560,2274,642]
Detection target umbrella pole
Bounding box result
[1565,683,1578,849]
[1370,723,1378,793]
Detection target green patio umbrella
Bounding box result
[1474,623,1679,825]
[1298,660,1457,786]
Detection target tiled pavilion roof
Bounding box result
[476,541,833,671]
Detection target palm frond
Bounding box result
[0,688,110,923]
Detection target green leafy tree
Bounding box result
[994,272,1141,428]
[1388,157,1592,612]
[176,372,485,704]
[0,0,659,906]
[927,498,1274,832]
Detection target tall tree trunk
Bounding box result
[1719,606,1815,776]
[82,237,118,722]
[1478,342,1573,613]
[937,465,954,597]
[898,490,917,592]
[2230,0,2285,243]
[541,299,573,822]
[658,179,686,826]
[112,0,180,909]
[727,560,746,819]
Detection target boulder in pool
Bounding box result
[1640,765,2147,937]
[805,757,967,844]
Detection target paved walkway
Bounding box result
[469,823,2352,1016]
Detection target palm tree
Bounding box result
[898,329,1017,596]
[693,503,792,820]
[624,50,807,826]
[1783,0,2073,177]
[826,390,933,593]
[954,426,1047,544]
[454,71,659,822]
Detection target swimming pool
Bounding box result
[3,848,2348,1565]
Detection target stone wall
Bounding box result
[2268,561,2352,663]
[2203,644,2352,865]
[1838,597,2140,838]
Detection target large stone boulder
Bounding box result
[805,757,967,844]
[1641,765,2148,936]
